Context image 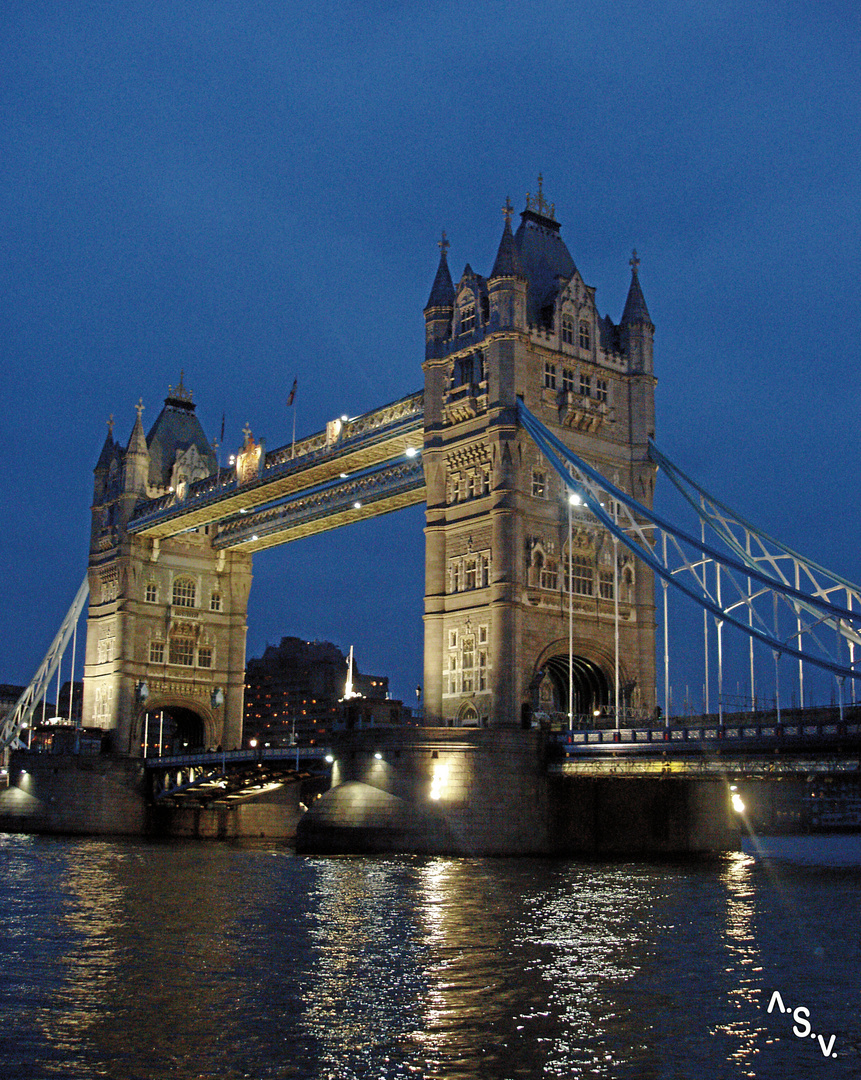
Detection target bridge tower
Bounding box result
[83,377,252,755]
[422,183,657,727]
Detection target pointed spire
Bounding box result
[490,197,523,278]
[126,398,148,456]
[621,249,652,326]
[425,230,455,310]
[95,417,117,471]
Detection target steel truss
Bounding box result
[1,575,89,751]
[517,401,861,691]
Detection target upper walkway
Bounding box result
[128,390,425,549]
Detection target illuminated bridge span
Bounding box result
[128,389,425,551]
[146,745,331,802]
[550,709,861,777]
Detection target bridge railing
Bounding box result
[552,718,861,750]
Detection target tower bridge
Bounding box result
[5,181,861,852]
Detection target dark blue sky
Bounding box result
[2,1,860,708]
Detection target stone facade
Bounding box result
[422,185,657,728]
[83,377,252,756]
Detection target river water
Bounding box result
[0,833,858,1080]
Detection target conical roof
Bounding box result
[425,232,455,309]
[621,250,652,325]
[490,204,524,279]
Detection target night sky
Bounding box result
[3,1,860,711]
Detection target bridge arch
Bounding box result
[137,698,215,757]
[533,640,630,721]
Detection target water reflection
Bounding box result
[0,837,858,1079]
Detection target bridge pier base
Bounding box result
[296,730,740,856]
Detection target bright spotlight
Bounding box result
[374,752,382,760]
[405,446,418,458]
[731,792,745,813]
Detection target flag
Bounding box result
[287,378,297,407]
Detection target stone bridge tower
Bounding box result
[83,377,252,755]
[422,183,657,727]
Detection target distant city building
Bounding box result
[243,637,405,747]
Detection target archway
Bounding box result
[140,706,207,756]
[536,653,612,721]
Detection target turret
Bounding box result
[487,198,527,332]
[620,250,654,374]
[118,399,150,526]
[424,231,455,360]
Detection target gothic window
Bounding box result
[478,625,488,645]
[459,301,476,335]
[169,637,195,666]
[209,592,222,612]
[599,571,615,600]
[449,475,461,504]
[479,554,489,588]
[466,472,477,499]
[144,582,157,603]
[452,562,461,592]
[449,630,458,649]
[561,316,574,345]
[198,646,213,669]
[544,362,557,390]
[448,654,458,694]
[464,557,477,591]
[172,577,196,608]
[478,650,487,691]
[596,378,608,403]
[532,470,547,498]
[149,641,165,664]
[540,561,558,591]
[579,320,591,350]
[480,465,491,495]
[453,354,473,386]
[562,368,574,392]
[579,373,591,397]
[461,637,475,693]
[568,555,594,596]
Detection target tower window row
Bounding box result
[544,363,609,403]
[148,638,214,668]
[448,465,491,504]
[446,626,490,695]
[448,551,491,593]
[560,317,591,350]
[143,579,222,611]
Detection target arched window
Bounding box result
[172,577,196,608]
[209,592,222,612]
[459,299,476,335]
[579,320,591,350]
[561,315,574,344]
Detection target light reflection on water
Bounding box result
[0,834,858,1079]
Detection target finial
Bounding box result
[630,249,640,275]
[135,398,145,419]
[107,414,114,436]
[167,372,193,404]
[242,422,253,443]
[525,175,556,220]
[438,230,450,257]
[502,196,513,224]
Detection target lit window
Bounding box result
[149,641,164,664]
[596,379,608,403]
[532,470,547,498]
[169,638,195,666]
[144,583,157,603]
[561,316,574,345]
[579,320,591,350]
[562,368,574,392]
[172,577,196,608]
[544,362,557,390]
[209,592,222,612]
[568,555,594,597]
[580,373,591,397]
